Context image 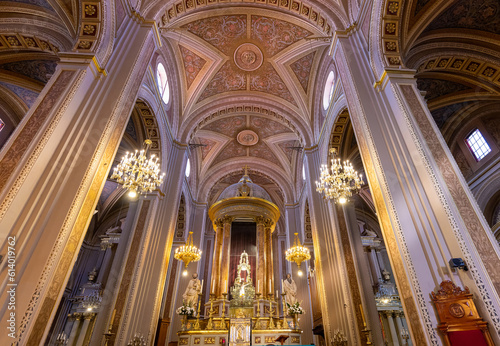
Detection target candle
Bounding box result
[282,279,284,293]
[110,309,116,325]
[224,280,227,292]
[212,279,214,294]
[276,290,278,299]
[258,280,260,293]
[201,279,204,291]
[269,279,271,293]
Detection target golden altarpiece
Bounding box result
[177,172,302,346]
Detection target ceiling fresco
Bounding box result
[162,8,327,202]
[424,0,500,35]
[0,82,39,108]
[177,13,316,106]
[179,45,207,88]
[192,114,297,176]
[164,10,325,115]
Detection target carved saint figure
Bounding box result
[236,251,251,285]
[183,273,201,308]
[283,273,298,306]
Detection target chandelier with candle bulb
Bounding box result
[285,233,311,269]
[315,148,364,204]
[111,139,165,198]
[174,231,202,268]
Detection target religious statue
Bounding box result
[381,269,391,282]
[230,251,255,306]
[283,273,298,306]
[236,251,251,285]
[183,273,201,308]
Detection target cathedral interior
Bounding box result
[0,0,500,345]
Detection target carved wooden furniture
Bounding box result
[431,281,494,346]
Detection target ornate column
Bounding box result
[264,218,274,296]
[211,218,224,296]
[343,205,384,345]
[218,215,233,297]
[395,311,405,345]
[256,216,266,295]
[0,15,160,344]
[304,147,360,344]
[385,312,400,346]
[334,27,500,344]
[75,313,94,346]
[108,141,187,345]
[67,314,82,346]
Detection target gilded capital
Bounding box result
[83,312,95,319]
[264,218,274,229]
[255,216,265,225]
[222,215,234,224]
[214,218,224,228]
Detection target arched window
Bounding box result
[156,63,170,104]
[185,158,191,177]
[322,71,335,110]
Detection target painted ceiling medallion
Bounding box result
[237,129,259,146]
[234,43,263,72]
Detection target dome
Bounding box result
[217,174,272,202]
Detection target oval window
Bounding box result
[185,158,191,178]
[156,63,170,104]
[322,71,335,110]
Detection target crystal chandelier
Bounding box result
[111,139,165,198]
[285,233,311,270]
[315,148,363,204]
[174,232,202,269]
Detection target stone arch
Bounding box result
[75,0,117,67]
[145,0,348,35]
[199,162,293,205]
[180,98,313,147]
[368,0,402,78]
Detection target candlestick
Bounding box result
[206,294,215,330]
[256,293,261,317]
[268,295,276,330]
[221,292,228,330]
[281,292,288,329]
[194,293,202,330]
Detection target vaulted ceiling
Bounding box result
[1,0,498,206]
[401,0,500,150]
[160,8,332,203]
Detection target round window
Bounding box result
[156,63,170,104]
[322,71,335,110]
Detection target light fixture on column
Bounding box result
[315,148,363,204]
[174,232,202,275]
[285,233,311,276]
[111,139,165,198]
